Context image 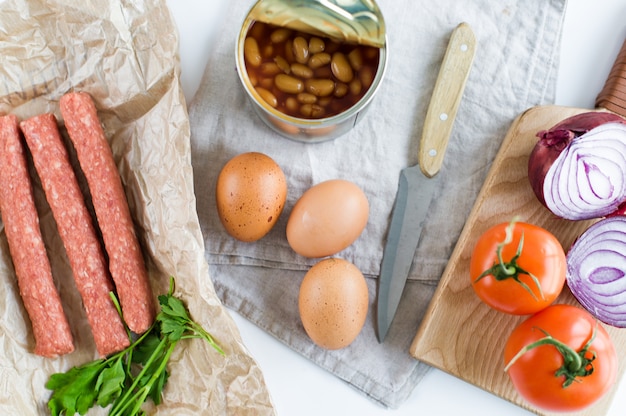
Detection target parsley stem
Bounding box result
[185,321,225,356]
[109,337,170,416]
[112,342,177,416]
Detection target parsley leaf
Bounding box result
[45,277,224,416]
[47,359,108,416]
[159,295,189,320]
[95,357,125,407]
[131,332,161,366]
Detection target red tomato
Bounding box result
[470,221,566,314]
[504,304,618,412]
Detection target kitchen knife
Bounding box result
[376,22,476,342]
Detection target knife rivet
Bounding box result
[460,44,469,52]
[439,112,448,121]
[428,148,437,157]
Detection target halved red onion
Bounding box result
[528,112,626,220]
[567,215,626,327]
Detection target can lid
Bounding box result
[248,0,386,48]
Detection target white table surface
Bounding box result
[167,1,626,414]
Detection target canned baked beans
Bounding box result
[243,21,380,120]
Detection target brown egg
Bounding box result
[298,258,369,350]
[286,179,369,258]
[216,152,287,242]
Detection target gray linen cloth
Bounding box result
[189,0,566,408]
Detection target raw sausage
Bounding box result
[0,114,74,357]
[60,92,155,334]
[20,113,130,357]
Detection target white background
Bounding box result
[167,1,626,415]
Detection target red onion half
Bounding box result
[567,215,626,327]
[528,112,626,220]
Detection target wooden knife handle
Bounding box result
[596,37,626,118]
[418,22,476,178]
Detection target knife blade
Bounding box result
[376,22,476,342]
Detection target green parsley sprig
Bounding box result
[46,277,224,416]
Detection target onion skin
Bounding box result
[528,112,626,219]
[567,215,626,327]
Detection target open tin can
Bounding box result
[236,0,387,143]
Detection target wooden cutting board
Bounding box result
[409,105,626,416]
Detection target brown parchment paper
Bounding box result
[0,0,275,414]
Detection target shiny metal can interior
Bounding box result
[235,0,388,143]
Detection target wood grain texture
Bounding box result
[410,105,626,416]
[418,22,476,178]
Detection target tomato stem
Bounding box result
[474,220,545,301]
[504,324,598,388]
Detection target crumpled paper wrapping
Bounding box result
[189,0,567,409]
[0,0,274,414]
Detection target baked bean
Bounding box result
[274,56,291,74]
[262,44,274,59]
[275,74,304,94]
[297,92,318,104]
[248,21,265,39]
[364,46,378,60]
[331,52,353,83]
[305,79,335,97]
[291,63,314,79]
[260,62,282,77]
[334,82,348,98]
[285,97,299,113]
[248,72,258,87]
[243,22,380,119]
[349,78,362,96]
[308,52,331,69]
[318,97,332,107]
[360,66,375,89]
[271,28,292,43]
[244,37,262,67]
[292,36,309,64]
[256,87,278,107]
[300,104,325,118]
[258,77,273,90]
[348,49,363,71]
[284,41,295,63]
[309,37,325,54]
